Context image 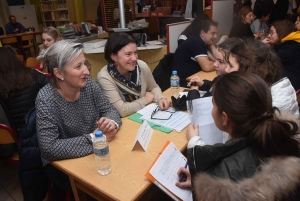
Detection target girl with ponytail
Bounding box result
[176,72,300,200]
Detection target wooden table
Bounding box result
[52,87,187,201]
[186,71,217,81]
[0,31,41,54]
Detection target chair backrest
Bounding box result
[21,34,34,41]
[26,57,38,68]
[1,36,18,45]
[0,99,12,127]
[0,124,19,146]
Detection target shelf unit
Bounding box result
[39,0,75,27]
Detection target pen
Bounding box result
[178,161,188,182]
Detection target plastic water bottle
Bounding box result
[170,70,180,98]
[93,131,111,175]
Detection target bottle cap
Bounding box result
[95,130,103,137]
[172,70,177,75]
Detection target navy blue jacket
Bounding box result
[18,109,48,201]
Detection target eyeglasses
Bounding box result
[151,106,175,120]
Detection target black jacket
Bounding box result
[274,40,300,91]
[18,109,48,201]
[152,53,174,91]
[229,21,254,39]
[1,70,48,132]
[187,138,261,182]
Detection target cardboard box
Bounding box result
[83,39,107,50]
[151,11,158,16]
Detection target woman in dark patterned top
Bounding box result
[36,40,122,200]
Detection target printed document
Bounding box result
[149,142,192,200]
[192,97,223,145]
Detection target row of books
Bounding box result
[43,11,68,21]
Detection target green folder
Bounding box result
[128,113,173,134]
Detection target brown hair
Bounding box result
[272,20,295,43]
[217,37,243,66]
[213,72,300,158]
[42,26,62,41]
[238,6,253,21]
[0,48,33,98]
[228,38,283,85]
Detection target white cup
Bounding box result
[98,26,103,34]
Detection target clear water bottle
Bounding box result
[93,131,111,175]
[170,70,180,98]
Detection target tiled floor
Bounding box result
[0,162,23,201]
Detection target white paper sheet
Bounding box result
[192,97,223,145]
[131,121,153,151]
[149,142,192,201]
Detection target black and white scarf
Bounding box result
[107,62,141,102]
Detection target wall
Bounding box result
[0,0,10,30]
[84,0,99,23]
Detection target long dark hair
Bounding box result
[0,48,33,98]
[229,38,283,85]
[272,20,296,43]
[213,72,300,158]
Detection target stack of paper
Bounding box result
[138,103,190,132]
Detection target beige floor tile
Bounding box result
[5,180,23,201]
[0,189,14,201]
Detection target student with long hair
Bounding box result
[35,27,62,73]
[177,72,300,200]
[0,47,48,132]
[263,20,300,90]
[229,6,261,38]
[189,38,298,115]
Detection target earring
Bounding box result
[114,62,119,67]
[61,78,64,81]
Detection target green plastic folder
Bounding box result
[128,113,173,134]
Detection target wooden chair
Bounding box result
[1,36,19,53]
[20,34,36,59]
[0,124,19,163]
[26,57,38,68]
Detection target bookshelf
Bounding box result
[39,0,75,27]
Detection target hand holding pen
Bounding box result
[175,161,192,188]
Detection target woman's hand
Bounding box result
[254,32,263,39]
[158,98,170,110]
[96,117,118,141]
[261,37,271,44]
[186,123,199,140]
[145,92,154,103]
[175,167,192,188]
[187,76,203,89]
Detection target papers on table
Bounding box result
[146,141,192,200]
[138,103,190,132]
[192,97,223,145]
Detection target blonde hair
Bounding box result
[42,26,62,41]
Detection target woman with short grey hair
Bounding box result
[36,40,122,200]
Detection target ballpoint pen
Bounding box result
[178,161,188,182]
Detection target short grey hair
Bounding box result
[37,40,83,87]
